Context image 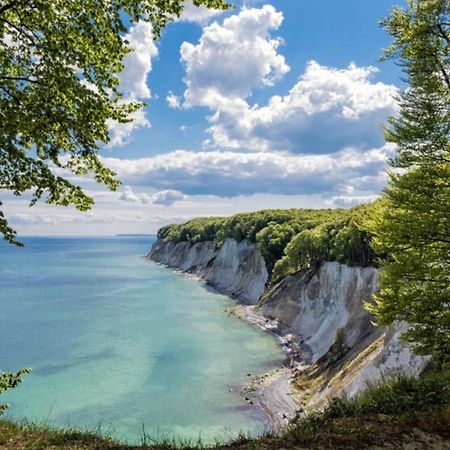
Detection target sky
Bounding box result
[5,0,408,236]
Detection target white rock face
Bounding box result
[261,262,378,363]
[148,238,268,304]
[149,239,216,271]
[149,238,429,406]
[307,322,430,409]
[342,323,430,398]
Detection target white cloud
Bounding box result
[107,21,157,147]
[107,108,151,147]
[206,61,399,152]
[180,4,289,108]
[101,144,395,198]
[119,21,158,99]
[329,195,380,208]
[178,5,397,153]
[119,186,186,206]
[179,1,225,25]
[8,212,141,225]
[119,185,152,204]
[152,190,186,206]
[166,91,182,109]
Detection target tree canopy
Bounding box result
[366,0,450,360]
[0,0,230,245]
[157,205,377,281]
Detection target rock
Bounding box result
[260,262,378,363]
[148,238,268,304]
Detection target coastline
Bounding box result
[148,259,302,431]
[232,305,303,429]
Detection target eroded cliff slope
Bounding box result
[148,237,428,410]
[149,238,268,304]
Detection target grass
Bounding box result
[0,370,449,449]
[279,369,450,449]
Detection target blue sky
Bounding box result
[7,0,407,236]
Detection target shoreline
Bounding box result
[148,258,302,431]
[232,305,304,429]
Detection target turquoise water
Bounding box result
[0,237,284,444]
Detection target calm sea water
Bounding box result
[0,237,284,444]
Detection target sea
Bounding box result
[0,236,285,444]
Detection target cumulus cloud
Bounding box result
[108,21,157,147]
[178,4,397,153]
[207,61,399,152]
[107,108,151,147]
[329,195,380,208]
[179,1,225,24]
[119,185,152,204]
[166,91,182,109]
[119,186,186,206]
[180,4,289,108]
[203,62,398,152]
[102,144,395,198]
[152,190,186,206]
[119,21,158,99]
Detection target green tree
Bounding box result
[0,0,229,245]
[367,0,450,360]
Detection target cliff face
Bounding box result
[148,237,428,407]
[149,238,268,304]
[260,262,378,363]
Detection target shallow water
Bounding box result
[0,237,284,444]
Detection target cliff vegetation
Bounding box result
[157,204,376,281]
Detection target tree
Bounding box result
[0,0,229,245]
[367,0,450,360]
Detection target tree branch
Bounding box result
[0,75,39,84]
[437,23,450,45]
[0,17,38,46]
[0,85,20,102]
[437,60,450,90]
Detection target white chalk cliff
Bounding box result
[260,262,378,364]
[148,238,428,409]
[149,238,268,304]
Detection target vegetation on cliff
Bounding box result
[157,204,376,280]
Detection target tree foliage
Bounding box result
[0,0,230,245]
[0,368,30,415]
[158,205,377,281]
[367,0,450,360]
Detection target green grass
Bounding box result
[1,370,449,449]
